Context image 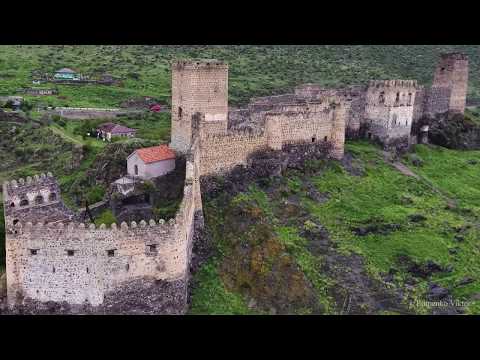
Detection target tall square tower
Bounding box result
[427,53,469,115]
[170,59,229,153]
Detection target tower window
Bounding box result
[148,244,157,253]
[395,92,400,102]
[134,164,138,176]
[441,67,445,71]
[67,250,75,256]
[35,195,44,205]
[13,219,19,225]
[312,137,316,143]
[107,249,115,257]
[20,199,29,207]
[324,136,328,142]
[178,107,183,118]
[379,91,385,104]
[30,249,38,255]
[10,202,15,208]
[126,263,130,272]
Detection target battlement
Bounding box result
[369,80,418,89]
[3,172,55,191]
[202,127,265,142]
[172,59,228,70]
[440,52,468,61]
[9,218,176,234]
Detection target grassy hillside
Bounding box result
[1,45,480,107]
[190,141,480,314]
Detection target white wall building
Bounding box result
[126,145,176,180]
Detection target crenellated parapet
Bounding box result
[172,59,228,71]
[9,217,176,235]
[369,80,418,89]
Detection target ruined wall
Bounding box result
[3,140,202,311]
[264,100,346,159]
[364,80,417,145]
[199,98,347,175]
[170,60,229,153]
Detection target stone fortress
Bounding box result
[2,52,469,313]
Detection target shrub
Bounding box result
[85,185,106,204]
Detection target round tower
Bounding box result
[170,59,229,153]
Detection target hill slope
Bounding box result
[1,45,480,107]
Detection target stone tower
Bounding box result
[170,59,229,153]
[426,52,469,116]
[364,80,417,146]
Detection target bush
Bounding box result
[85,185,106,204]
[94,209,117,227]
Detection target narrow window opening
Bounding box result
[324,136,328,142]
[148,244,157,252]
[395,92,400,102]
[311,137,316,143]
[134,164,138,176]
[368,132,372,139]
[178,107,183,119]
[52,266,55,273]
[107,249,115,257]
[10,202,15,208]
[67,250,75,256]
[126,263,130,272]
[86,267,89,274]
[379,91,385,104]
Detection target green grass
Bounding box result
[2,45,480,107]
[189,260,256,315]
[190,140,480,314]
[94,209,117,227]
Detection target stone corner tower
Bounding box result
[427,52,469,115]
[170,59,229,154]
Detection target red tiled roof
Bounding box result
[135,145,176,164]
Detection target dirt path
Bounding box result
[381,150,458,208]
[49,125,84,146]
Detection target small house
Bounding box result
[54,68,80,81]
[127,145,176,179]
[96,122,136,141]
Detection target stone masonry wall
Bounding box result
[198,98,348,175]
[364,80,417,145]
[3,140,202,312]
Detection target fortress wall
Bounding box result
[413,85,426,122]
[7,220,178,306]
[199,130,268,175]
[3,139,202,310]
